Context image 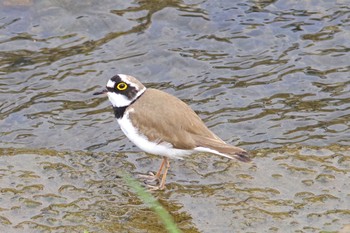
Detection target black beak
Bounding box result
[93,89,108,95]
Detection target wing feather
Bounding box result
[128,88,250,162]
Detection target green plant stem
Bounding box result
[122,173,182,233]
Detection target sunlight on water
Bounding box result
[0,0,349,232]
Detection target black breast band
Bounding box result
[112,91,144,119]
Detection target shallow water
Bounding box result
[0,0,349,232]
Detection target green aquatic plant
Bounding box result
[122,173,182,233]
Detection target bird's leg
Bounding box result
[158,157,170,190]
[155,157,166,178]
[138,157,166,184]
[146,157,170,191]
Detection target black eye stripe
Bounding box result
[107,86,114,92]
[106,75,139,99]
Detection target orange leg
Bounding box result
[139,157,170,190]
[154,157,166,179]
[138,157,166,184]
[158,157,170,190]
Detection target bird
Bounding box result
[93,74,251,190]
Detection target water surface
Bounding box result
[0,0,349,232]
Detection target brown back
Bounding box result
[128,88,223,149]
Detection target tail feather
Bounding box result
[192,135,251,162]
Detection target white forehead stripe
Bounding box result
[118,74,138,89]
[118,74,129,82]
[107,80,115,88]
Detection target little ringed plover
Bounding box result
[94,74,251,190]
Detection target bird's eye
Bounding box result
[116,82,128,91]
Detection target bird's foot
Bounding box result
[138,172,160,185]
[146,184,165,191]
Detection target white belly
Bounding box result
[117,109,193,159]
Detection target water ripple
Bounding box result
[0,0,349,231]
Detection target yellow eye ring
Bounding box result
[116,82,128,91]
